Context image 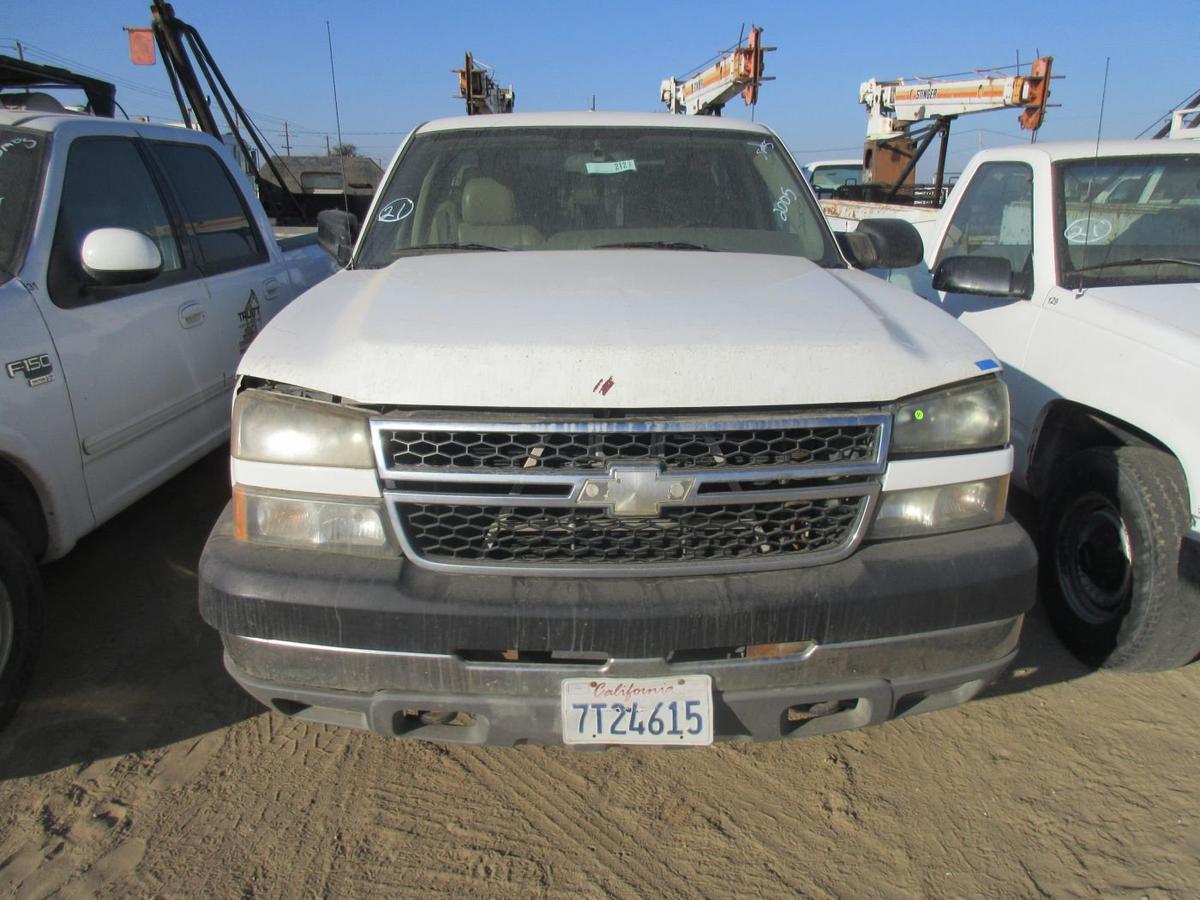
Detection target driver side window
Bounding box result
[936,162,1034,296]
[48,137,189,309]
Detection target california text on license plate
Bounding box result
[560,675,714,746]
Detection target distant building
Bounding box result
[258,155,383,197]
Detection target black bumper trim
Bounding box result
[225,648,1017,745]
[199,504,1036,657]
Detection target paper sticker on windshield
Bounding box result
[378,197,414,222]
[1064,217,1112,245]
[586,160,636,175]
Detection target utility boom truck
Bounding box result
[821,56,1054,242]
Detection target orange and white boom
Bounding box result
[453,52,514,115]
[661,27,772,115]
[861,56,1053,141]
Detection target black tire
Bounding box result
[1040,446,1200,671]
[0,517,43,730]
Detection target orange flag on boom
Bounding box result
[126,28,156,66]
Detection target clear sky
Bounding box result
[5,0,1198,174]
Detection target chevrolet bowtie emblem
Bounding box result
[577,465,695,517]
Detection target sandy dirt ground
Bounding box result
[1,449,1198,898]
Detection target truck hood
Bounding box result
[1080,283,1200,364]
[242,251,994,409]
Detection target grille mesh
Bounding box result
[399,497,867,565]
[380,425,879,472]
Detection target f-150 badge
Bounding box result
[6,353,54,387]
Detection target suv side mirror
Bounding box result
[932,255,1022,298]
[80,228,163,286]
[317,209,360,266]
[836,218,924,269]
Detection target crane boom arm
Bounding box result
[861,56,1053,140]
[661,27,770,115]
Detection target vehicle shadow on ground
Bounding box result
[0,449,260,780]
[979,488,1096,699]
[0,467,1092,778]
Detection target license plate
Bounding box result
[560,675,714,746]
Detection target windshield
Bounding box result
[1056,154,1200,288]
[0,127,49,281]
[808,164,861,198]
[355,126,842,269]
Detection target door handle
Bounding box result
[263,278,283,302]
[178,301,206,329]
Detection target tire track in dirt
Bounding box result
[442,746,684,897]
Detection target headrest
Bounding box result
[1,91,67,113]
[462,177,515,226]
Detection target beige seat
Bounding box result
[458,177,542,248]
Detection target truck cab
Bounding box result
[911,140,1200,670]
[802,159,864,200]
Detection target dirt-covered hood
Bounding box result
[241,250,996,409]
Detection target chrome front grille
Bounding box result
[372,413,889,576]
[400,497,870,565]
[378,422,880,471]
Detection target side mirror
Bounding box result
[932,255,1022,298]
[80,228,163,286]
[317,209,360,266]
[837,218,924,269]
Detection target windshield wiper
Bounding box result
[595,240,715,251]
[395,242,510,255]
[1071,256,1200,273]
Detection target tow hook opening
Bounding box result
[395,709,479,730]
[782,698,859,734]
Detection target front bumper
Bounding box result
[199,504,1036,744]
[223,618,1021,744]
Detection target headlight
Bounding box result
[233,388,373,468]
[869,476,1008,539]
[891,378,1009,455]
[234,488,396,556]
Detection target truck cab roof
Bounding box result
[968,139,1200,166]
[416,110,774,135]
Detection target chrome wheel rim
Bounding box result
[1056,493,1133,626]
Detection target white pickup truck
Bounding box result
[870,139,1200,670]
[198,111,1037,747]
[0,110,337,725]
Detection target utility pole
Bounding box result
[282,121,292,156]
[15,41,24,61]
[325,134,331,155]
